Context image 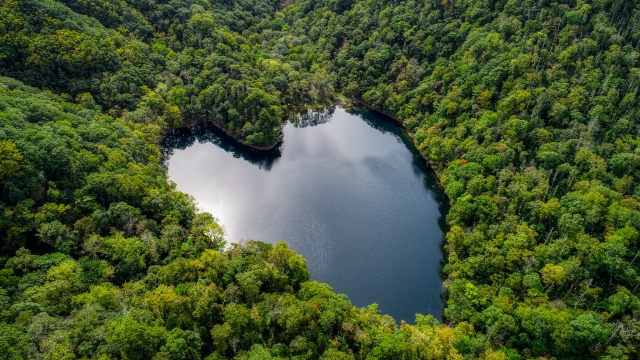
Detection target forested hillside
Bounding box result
[1,0,640,359]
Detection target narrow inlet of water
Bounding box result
[162,106,448,322]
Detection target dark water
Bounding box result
[162,107,447,322]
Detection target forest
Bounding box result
[1,0,640,359]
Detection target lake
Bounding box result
[162,106,447,322]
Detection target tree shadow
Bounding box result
[162,107,339,171]
[161,122,283,171]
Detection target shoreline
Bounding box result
[165,101,339,151]
[165,98,443,183]
[164,117,282,151]
[347,99,444,183]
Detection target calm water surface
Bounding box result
[162,107,447,322]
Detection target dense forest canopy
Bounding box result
[1,0,640,359]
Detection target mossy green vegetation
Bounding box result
[1,0,640,358]
[0,75,461,360]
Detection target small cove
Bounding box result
[162,106,448,322]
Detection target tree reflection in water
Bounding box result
[162,107,341,171]
[291,107,335,128]
[161,121,283,171]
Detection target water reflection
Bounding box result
[162,122,283,171]
[163,106,448,322]
[346,108,448,225]
[291,107,335,128]
[162,107,341,170]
